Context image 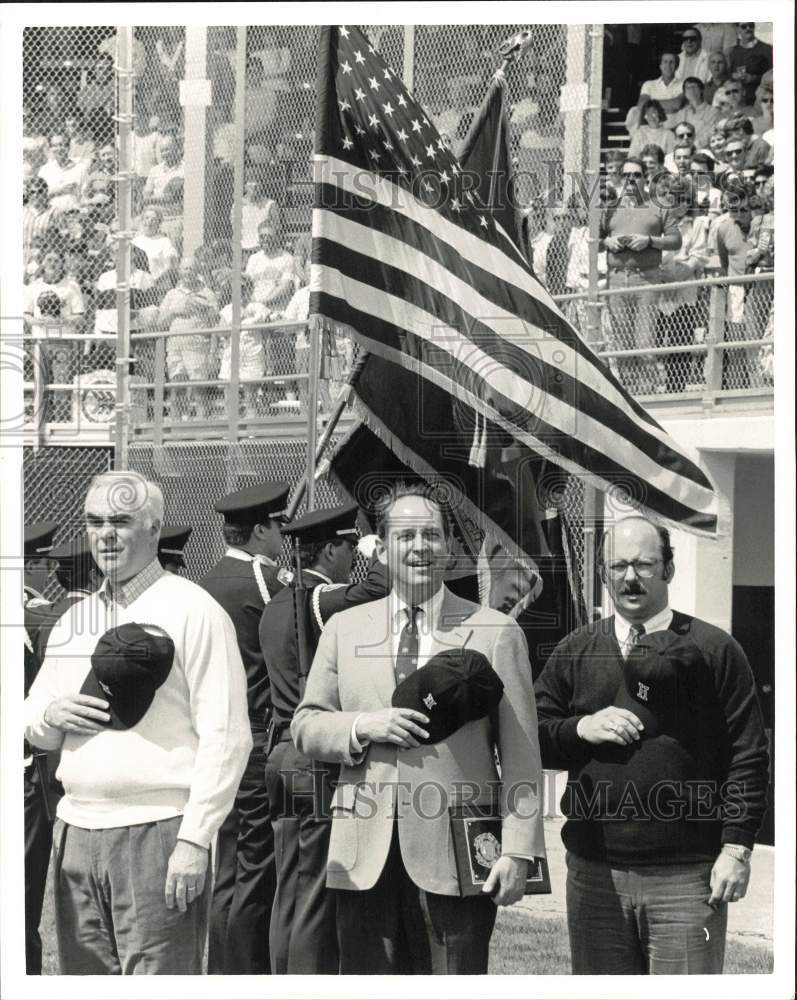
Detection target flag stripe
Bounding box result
[313,203,712,489]
[314,270,718,525]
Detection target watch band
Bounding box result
[722,844,752,863]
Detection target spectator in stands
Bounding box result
[674,28,710,83]
[160,256,220,419]
[639,144,665,193]
[239,175,278,259]
[657,177,713,390]
[726,23,773,106]
[23,103,50,181]
[705,51,733,108]
[38,132,90,214]
[666,78,719,149]
[745,179,774,346]
[710,183,753,386]
[216,273,269,416]
[81,143,117,223]
[671,143,695,179]
[93,247,159,369]
[751,91,773,146]
[628,100,675,158]
[626,52,683,133]
[23,178,61,271]
[604,150,626,184]
[708,129,730,175]
[64,113,96,166]
[723,116,771,169]
[715,80,755,119]
[132,111,163,209]
[690,152,723,214]
[77,52,116,145]
[599,157,682,393]
[693,22,737,55]
[34,83,69,139]
[23,246,86,421]
[245,219,295,315]
[133,207,179,298]
[142,134,185,245]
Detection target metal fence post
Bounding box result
[586,24,604,347]
[227,26,247,461]
[402,25,415,91]
[115,27,134,472]
[703,284,726,404]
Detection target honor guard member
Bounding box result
[260,502,388,974]
[34,533,102,662]
[200,481,292,975]
[158,525,193,574]
[22,520,58,974]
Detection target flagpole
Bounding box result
[286,348,370,520]
[489,29,534,207]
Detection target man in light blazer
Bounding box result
[291,482,545,974]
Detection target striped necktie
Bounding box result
[395,606,421,684]
[626,622,645,658]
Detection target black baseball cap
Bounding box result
[614,631,708,737]
[81,623,175,730]
[391,648,504,744]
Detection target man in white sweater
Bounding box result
[24,471,252,975]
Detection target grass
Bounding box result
[39,863,773,976]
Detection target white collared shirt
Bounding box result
[614,605,674,658]
[388,584,446,670]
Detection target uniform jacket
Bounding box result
[291,587,546,895]
[200,554,285,727]
[260,559,388,729]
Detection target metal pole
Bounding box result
[304,318,322,511]
[227,26,247,459]
[402,25,415,92]
[585,24,604,347]
[115,27,134,471]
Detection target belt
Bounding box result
[609,264,651,274]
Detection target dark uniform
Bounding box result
[199,482,291,975]
[22,520,59,975]
[259,504,388,974]
[157,524,192,574]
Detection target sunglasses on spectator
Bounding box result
[738,23,754,29]
[682,34,699,41]
[675,130,695,137]
[623,171,644,178]
[725,147,745,156]
[754,179,769,186]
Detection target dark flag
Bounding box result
[311,24,718,537]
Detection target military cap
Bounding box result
[81,623,175,730]
[24,521,59,558]
[158,525,193,567]
[214,482,291,523]
[281,502,360,546]
[391,648,505,745]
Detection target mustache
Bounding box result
[620,583,647,595]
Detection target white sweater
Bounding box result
[24,570,252,848]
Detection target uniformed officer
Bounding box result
[157,525,193,574]
[22,520,58,974]
[34,532,102,662]
[259,502,388,974]
[199,481,292,975]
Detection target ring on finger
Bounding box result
[607,722,616,733]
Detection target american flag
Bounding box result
[311,25,718,534]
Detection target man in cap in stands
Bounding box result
[200,481,292,975]
[22,520,58,974]
[24,470,252,974]
[158,525,193,575]
[533,514,770,975]
[260,502,388,974]
[291,482,545,974]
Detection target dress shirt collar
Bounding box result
[303,568,333,585]
[390,583,446,635]
[614,605,673,645]
[225,546,277,567]
[99,558,164,609]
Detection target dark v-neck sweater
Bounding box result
[534,612,769,866]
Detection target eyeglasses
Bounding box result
[623,171,643,178]
[682,34,699,41]
[675,130,695,137]
[726,147,745,156]
[754,179,768,186]
[603,559,662,579]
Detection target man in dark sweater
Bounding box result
[200,481,292,974]
[534,515,769,975]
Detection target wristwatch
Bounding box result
[722,844,752,864]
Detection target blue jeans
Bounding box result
[566,852,727,974]
[53,816,209,974]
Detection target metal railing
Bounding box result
[22,272,774,445]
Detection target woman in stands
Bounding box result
[628,100,675,158]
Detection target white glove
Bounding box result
[357,534,379,560]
